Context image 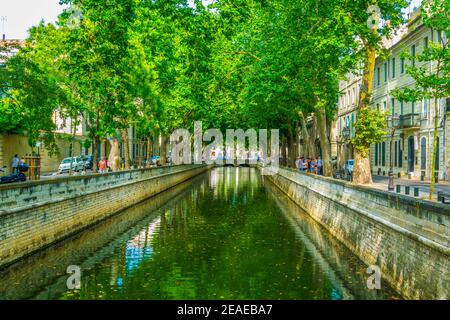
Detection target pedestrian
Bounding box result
[295,157,301,170]
[303,158,309,172]
[317,156,323,175]
[11,154,19,173]
[310,158,317,174]
[99,157,107,174]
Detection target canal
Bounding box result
[0,167,400,300]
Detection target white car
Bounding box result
[59,157,85,173]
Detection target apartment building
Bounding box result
[370,10,449,180]
[332,72,361,168]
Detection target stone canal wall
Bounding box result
[261,166,449,300]
[0,164,209,269]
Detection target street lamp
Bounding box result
[386,114,400,191]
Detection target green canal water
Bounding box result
[0,167,400,300]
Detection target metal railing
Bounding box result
[396,113,420,129]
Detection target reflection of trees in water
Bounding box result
[142,168,338,299]
[265,179,401,300]
[0,174,204,300]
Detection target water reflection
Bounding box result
[0,167,400,300]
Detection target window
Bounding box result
[351,113,355,136]
[395,141,398,167]
[383,101,387,112]
[384,62,388,82]
[401,57,405,74]
[392,58,396,78]
[421,138,427,170]
[435,137,440,170]
[424,36,429,49]
[437,31,443,44]
[379,143,382,167]
[422,98,428,117]
[377,103,380,111]
[391,98,395,115]
[411,45,416,67]
[398,141,403,168]
[375,143,379,166]
[400,101,404,115]
[377,67,381,86]
[382,142,386,166]
[412,100,415,114]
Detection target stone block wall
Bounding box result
[0,165,209,268]
[262,166,449,300]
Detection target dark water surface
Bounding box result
[0,167,400,300]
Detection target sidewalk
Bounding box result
[372,175,450,201]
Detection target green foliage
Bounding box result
[352,108,387,157]
[0,0,414,165]
[391,0,449,103]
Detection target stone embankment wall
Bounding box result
[0,165,209,268]
[261,166,449,300]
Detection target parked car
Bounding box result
[344,159,354,176]
[80,155,93,170]
[59,157,85,173]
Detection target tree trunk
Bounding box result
[295,121,300,159]
[281,135,287,167]
[429,97,439,200]
[92,136,99,173]
[160,135,167,165]
[146,137,151,168]
[287,121,296,168]
[108,138,121,172]
[299,112,314,158]
[316,107,333,177]
[121,128,131,171]
[353,41,376,185]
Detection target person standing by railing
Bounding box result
[317,156,323,175]
[11,154,19,173]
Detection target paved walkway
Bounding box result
[372,175,450,201]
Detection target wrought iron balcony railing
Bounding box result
[396,113,420,129]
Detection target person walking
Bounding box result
[303,158,309,172]
[310,158,317,174]
[317,156,323,175]
[11,155,19,173]
[99,157,108,174]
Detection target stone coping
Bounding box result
[267,165,450,215]
[0,165,191,192]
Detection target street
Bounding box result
[372,175,450,201]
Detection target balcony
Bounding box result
[396,113,420,129]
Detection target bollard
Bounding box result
[396,185,401,193]
[405,186,410,195]
[414,187,419,197]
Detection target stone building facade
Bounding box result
[370,12,449,180]
[332,10,449,181]
[332,73,361,168]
